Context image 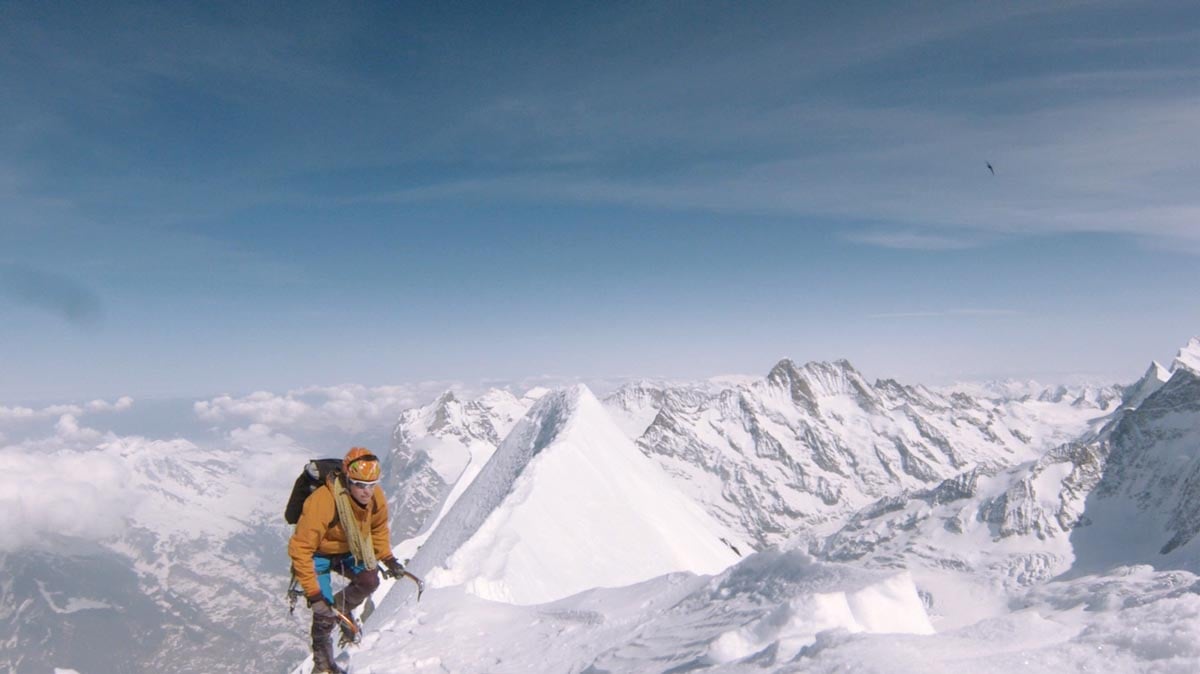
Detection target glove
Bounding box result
[380,557,405,579]
[308,594,337,620]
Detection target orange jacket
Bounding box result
[288,477,394,598]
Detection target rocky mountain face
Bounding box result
[807,342,1200,603]
[607,358,1110,549]
[1070,364,1200,569]
[1121,361,1172,409]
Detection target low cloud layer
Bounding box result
[0,448,133,549]
[0,396,134,424]
[194,383,460,434]
[0,411,309,552]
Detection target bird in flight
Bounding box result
[986,161,995,175]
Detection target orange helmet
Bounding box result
[343,447,381,482]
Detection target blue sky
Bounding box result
[2,1,1199,401]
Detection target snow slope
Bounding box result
[386,385,747,606]
[342,554,1199,673]
[353,551,934,673]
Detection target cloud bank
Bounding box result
[0,447,133,549]
[194,383,462,434]
[0,396,134,423]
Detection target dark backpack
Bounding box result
[284,458,343,524]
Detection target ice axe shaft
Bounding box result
[334,607,362,647]
[383,565,425,601]
[402,570,426,601]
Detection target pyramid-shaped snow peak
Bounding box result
[402,384,747,605]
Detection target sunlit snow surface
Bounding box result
[399,385,746,605]
[324,557,1200,674]
[322,359,1200,674]
[346,551,938,673]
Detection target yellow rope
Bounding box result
[332,477,377,570]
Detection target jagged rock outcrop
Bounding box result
[1072,366,1200,564]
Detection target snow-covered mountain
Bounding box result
[808,341,1200,628]
[384,389,531,541]
[939,378,1124,410]
[1122,360,1172,410]
[385,359,1118,572]
[16,341,1200,674]
[1,436,308,674]
[384,385,747,607]
[337,342,1200,674]
[1070,364,1200,572]
[811,439,1108,625]
[611,358,1112,548]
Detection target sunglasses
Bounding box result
[348,479,379,489]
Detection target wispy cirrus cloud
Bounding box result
[5,1,1198,253]
[353,87,1200,252]
[844,231,983,251]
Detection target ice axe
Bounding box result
[334,607,363,647]
[382,563,425,601]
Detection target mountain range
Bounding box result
[6,339,1199,673]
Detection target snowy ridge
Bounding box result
[1122,360,1172,409]
[385,389,528,541]
[388,387,576,593]
[383,385,747,607]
